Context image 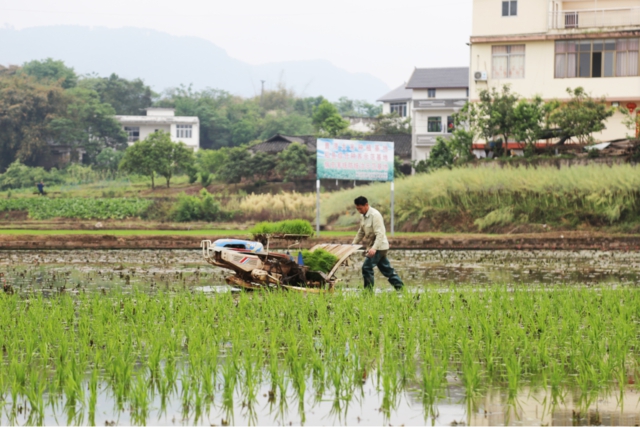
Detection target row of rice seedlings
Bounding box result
[1,286,640,425]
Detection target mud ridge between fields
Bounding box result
[1,232,639,251]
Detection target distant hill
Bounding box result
[0,26,389,101]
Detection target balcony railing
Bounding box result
[549,7,640,30]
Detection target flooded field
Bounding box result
[2,248,640,291]
[1,249,640,426]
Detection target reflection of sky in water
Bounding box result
[3,375,640,426]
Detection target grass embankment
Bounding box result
[0,287,639,424]
[323,164,640,232]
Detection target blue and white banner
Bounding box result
[316,138,394,182]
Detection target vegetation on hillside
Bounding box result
[323,163,640,232]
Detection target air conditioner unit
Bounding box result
[474,71,488,81]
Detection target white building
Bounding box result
[377,83,414,119]
[114,108,200,151]
[405,67,470,162]
[469,0,640,143]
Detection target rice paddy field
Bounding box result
[2,249,640,426]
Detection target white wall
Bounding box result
[413,88,468,100]
[413,110,457,135]
[469,39,640,141]
[472,0,550,36]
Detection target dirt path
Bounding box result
[1,231,639,251]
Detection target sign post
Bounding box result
[316,138,395,236]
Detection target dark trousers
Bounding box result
[362,250,404,290]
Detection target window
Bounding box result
[447,116,455,133]
[466,88,469,98]
[176,124,193,138]
[389,102,407,117]
[427,88,436,98]
[124,127,139,143]
[427,117,442,133]
[555,38,639,78]
[502,0,517,16]
[492,45,525,79]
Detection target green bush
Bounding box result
[301,248,339,273]
[171,189,223,222]
[249,219,314,236]
[200,171,213,187]
[0,161,65,191]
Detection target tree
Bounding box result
[119,139,159,189]
[371,113,411,134]
[217,147,251,184]
[247,151,277,182]
[21,58,77,89]
[333,97,382,118]
[48,87,128,162]
[414,137,454,173]
[147,131,195,188]
[551,87,614,144]
[276,142,313,182]
[511,96,547,152]
[78,73,155,115]
[95,147,125,172]
[259,112,314,139]
[476,85,520,152]
[0,74,68,171]
[196,148,229,177]
[311,100,350,136]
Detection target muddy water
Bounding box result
[2,249,639,291]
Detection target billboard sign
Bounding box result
[316,138,394,182]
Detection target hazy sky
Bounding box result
[0,0,474,88]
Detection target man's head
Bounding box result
[354,196,369,215]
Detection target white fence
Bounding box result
[549,7,640,30]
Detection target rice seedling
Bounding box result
[3,250,640,425]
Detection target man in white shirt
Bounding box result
[352,196,404,291]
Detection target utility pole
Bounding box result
[260,80,266,106]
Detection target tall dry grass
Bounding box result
[322,164,640,230]
[231,192,321,221]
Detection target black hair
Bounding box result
[354,196,368,206]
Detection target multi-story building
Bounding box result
[406,67,470,162]
[114,108,200,151]
[470,0,640,142]
[378,83,414,119]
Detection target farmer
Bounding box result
[36,181,45,195]
[352,196,404,291]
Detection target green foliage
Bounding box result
[200,171,213,187]
[119,131,195,189]
[0,161,64,191]
[196,148,229,176]
[171,189,222,222]
[276,143,313,182]
[476,85,519,152]
[414,137,454,174]
[259,112,314,139]
[333,97,382,118]
[371,113,411,135]
[249,219,314,236]
[587,148,600,158]
[217,147,251,184]
[0,74,68,171]
[95,148,125,172]
[312,100,349,136]
[0,197,151,219]
[78,73,155,115]
[21,58,78,89]
[551,87,614,144]
[301,248,339,273]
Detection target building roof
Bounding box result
[406,67,469,89]
[250,134,411,159]
[114,115,199,125]
[377,84,413,102]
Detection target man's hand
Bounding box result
[367,248,377,258]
